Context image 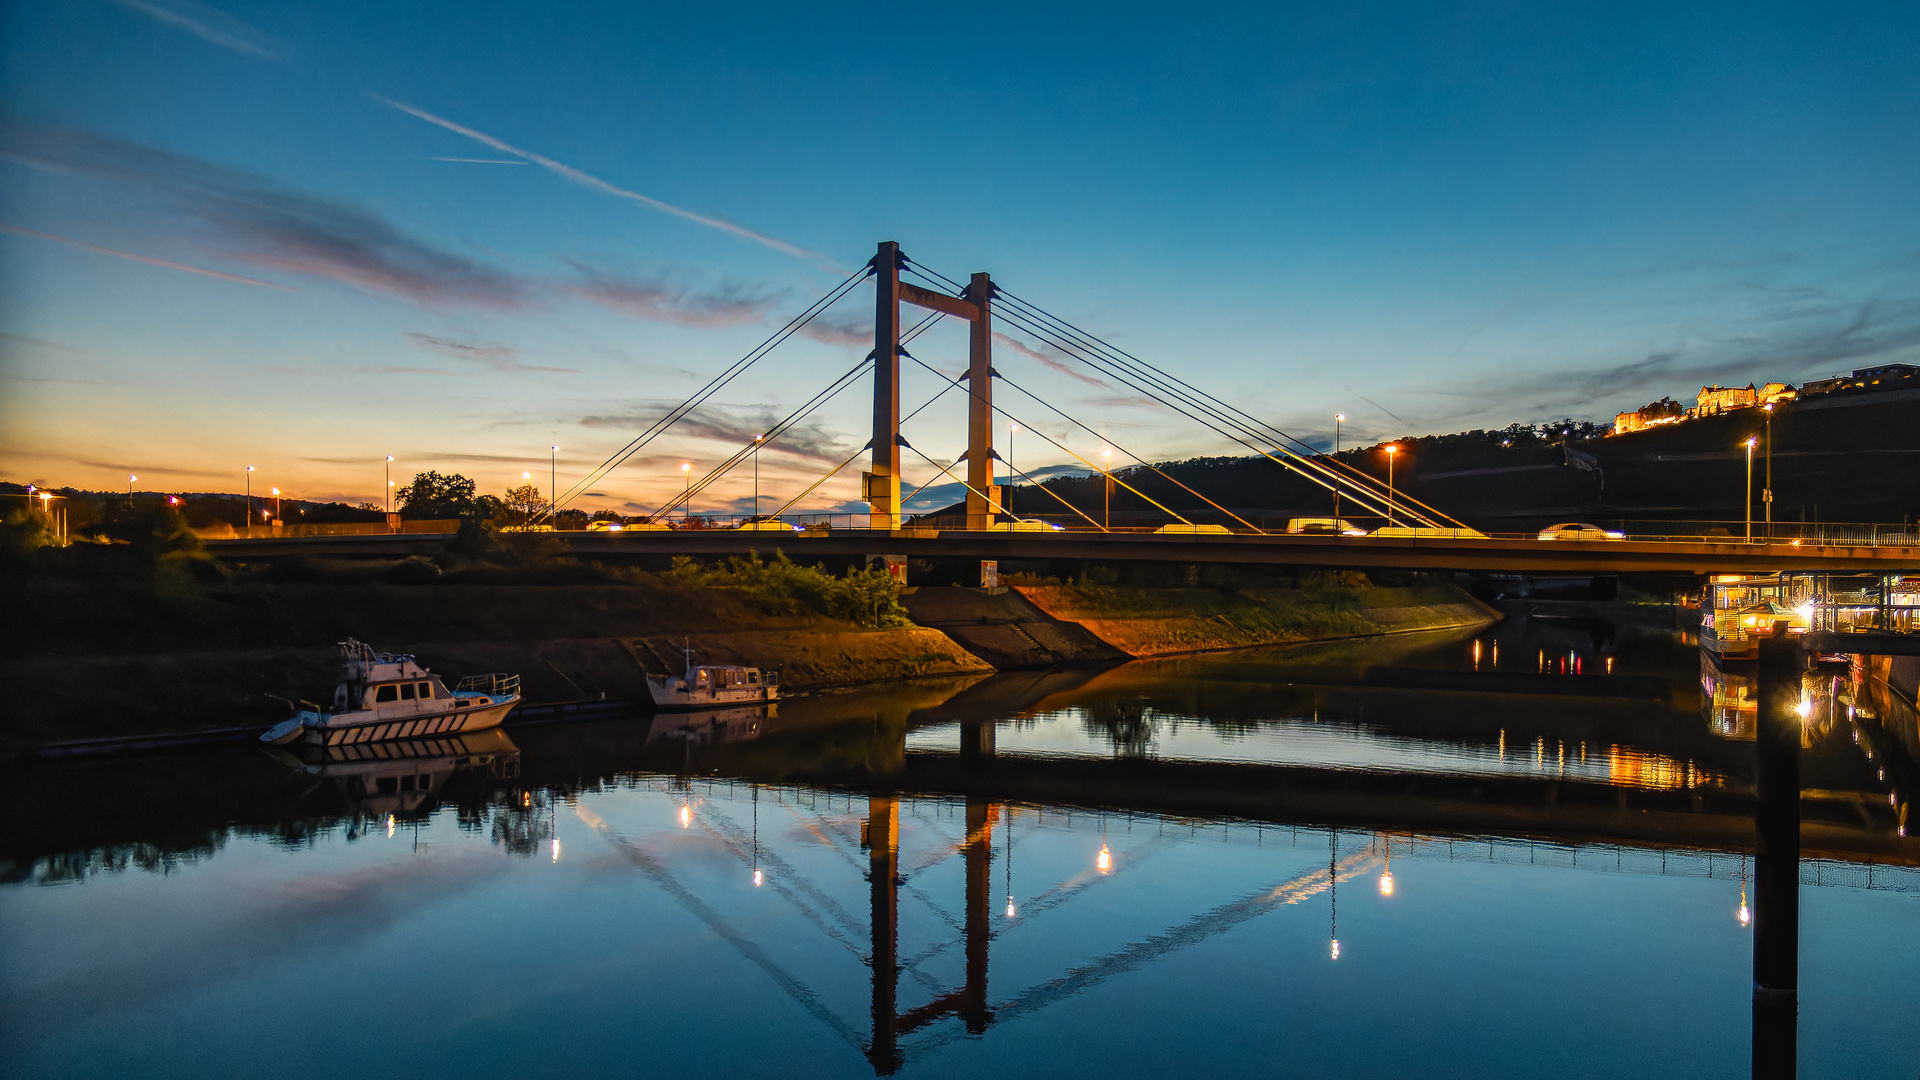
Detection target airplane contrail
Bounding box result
[431,156,530,165]
[378,96,839,268]
[0,223,297,290]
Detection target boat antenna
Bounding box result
[683,637,694,679]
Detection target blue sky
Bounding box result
[3,1,1916,514]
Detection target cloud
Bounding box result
[111,0,279,60]
[377,97,838,267]
[0,221,296,290]
[1,124,530,310]
[796,313,870,347]
[403,332,577,374]
[430,157,529,165]
[579,403,849,462]
[563,263,780,327]
[993,331,1132,394]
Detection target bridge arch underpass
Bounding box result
[547,239,1469,532]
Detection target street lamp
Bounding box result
[1008,422,1019,519]
[269,486,281,527]
[1333,414,1346,518]
[384,456,394,515]
[1762,404,1774,541]
[245,465,254,534]
[1101,450,1113,530]
[127,474,136,508]
[550,445,559,526]
[1384,445,1399,525]
[1744,436,1758,542]
[680,461,692,522]
[753,433,764,522]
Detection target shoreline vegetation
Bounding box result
[3,504,1498,749]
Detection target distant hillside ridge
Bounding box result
[984,389,1918,532]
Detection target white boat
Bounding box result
[646,642,779,710]
[261,639,521,747]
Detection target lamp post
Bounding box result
[1008,422,1018,519]
[245,465,254,535]
[127,474,136,508]
[753,433,763,522]
[1102,450,1113,530]
[1384,445,1399,525]
[1762,404,1774,541]
[1333,413,1345,518]
[384,456,394,515]
[522,472,533,526]
[550,445,559,527]
[1745,436,1757,542]
[680,461,692,522]
[269,487,281,529]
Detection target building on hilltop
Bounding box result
[1690,381,1795,418]
[1611,396,1688,435]
[1801,363,1918,397]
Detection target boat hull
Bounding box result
[275,698,519,747]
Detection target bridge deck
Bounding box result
[206,527,1920,574]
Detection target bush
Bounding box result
[670,552,911,628]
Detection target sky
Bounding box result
[2,1,1917,515]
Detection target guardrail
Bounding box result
[456,672,521,697]
[194,519,460,539]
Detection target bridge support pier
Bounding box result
[1752,624,1803,1080]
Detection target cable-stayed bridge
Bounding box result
[210,240,1920,578]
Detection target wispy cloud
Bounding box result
[564,263,780,327]
[111,0,279,60]
[993,331,1131,393]
[796,312,870,347]
[1,124,530,310]
[1,221,296,290]
[579,402,849,461]
[430,157,529,165]
[403,332,578,374]
[377,96,837,267]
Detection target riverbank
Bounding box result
[4,545,1498,748]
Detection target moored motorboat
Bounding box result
[261,639,521,747]
[646,642,778,710]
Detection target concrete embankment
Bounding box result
[1008,578,1500,658]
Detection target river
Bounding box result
[2,606,1914,1078]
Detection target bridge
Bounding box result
[209,240,1916,582]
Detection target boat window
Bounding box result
[401,775,416,791]
[418,682,433,699]
[375,685,398,703]
[418,775,430,789]
[375,776,398,794]
[748,671,758,683]
[400,683,416,700]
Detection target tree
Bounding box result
[499,483,545,527]
[396,471,481,520]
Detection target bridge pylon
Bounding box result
[867,241,998,531]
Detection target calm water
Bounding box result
[4,612,1916,1079]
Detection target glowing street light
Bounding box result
[680,461,692,522]
[550,445,559,526]
[1101,450,1113,530]
[127,474,136,507]
[1007,421,1019,518]
[1383,445,1400,525]
[1333,413,1346,517]
[385,456,395,515]
[1744,436,1758,542]
[753,433,764,523]
[1762,403,1775,540]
